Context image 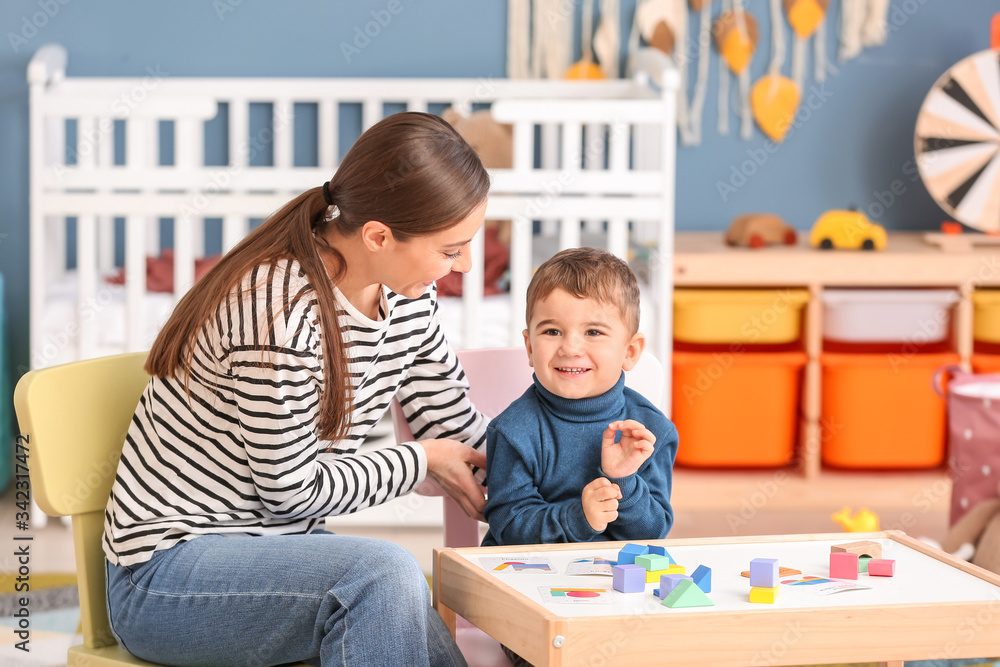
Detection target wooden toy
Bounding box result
[612,564,646,593]
[868,559,896,577]
[692,565,712,593]
[749,586,779,604]
[646,545,675,563]
[810,209,887,250]
[647,568,672,583]
[830,552,859,579]
[858,555,872,573]
[635,554,672,572]
[664,564,686,575]
[741,565,800,578]
[662,579,715,608]
[749,558,779,588]
[831,540,883,560]
[617,543,649,565]
[659,574,692,598]
[725,213,797,249]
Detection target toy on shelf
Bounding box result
[725,213,798,248]
[830,506,880,532]
[809,208,887,250]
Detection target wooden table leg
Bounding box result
[432,548,458,638]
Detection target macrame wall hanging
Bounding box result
[507,0,892,144]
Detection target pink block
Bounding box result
[868,558,896,577]
[830,552,859,579]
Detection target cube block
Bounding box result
[612,564,646,593]
[750,558,779,588]
[830,552,859,579]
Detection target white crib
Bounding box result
[27,44,679,407]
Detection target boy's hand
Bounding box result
[601,420,656,479]
[582,477,621,532]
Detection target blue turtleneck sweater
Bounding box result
[482,372,678,547]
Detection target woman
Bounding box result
[103,112,490,667]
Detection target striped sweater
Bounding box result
[104,259,488,566]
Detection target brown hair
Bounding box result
[147,112,490,442]
[525,247,640,334]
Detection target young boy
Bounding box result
[482,247,678,548]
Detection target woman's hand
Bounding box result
[420,439,488,522]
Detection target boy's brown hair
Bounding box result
[525,247,640,334]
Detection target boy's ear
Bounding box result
[360,220,392,252]
[621,332,646,371]
[522,329,534,368]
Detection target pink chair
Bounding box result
[390,347,666,667]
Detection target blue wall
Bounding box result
[0,0,994,398]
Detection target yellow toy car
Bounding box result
[810,209,887,250]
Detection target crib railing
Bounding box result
[28,44,677,407]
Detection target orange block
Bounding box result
[672,351,806,467]
[821,352,958,469]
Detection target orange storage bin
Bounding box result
[972,353,1000,374]
[821,352,958,469]
[672,350,807,467]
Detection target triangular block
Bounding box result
[661,578,715,608]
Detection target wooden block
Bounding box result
[658,573,692,598]
[646,545,675,564]
[692,564,712,593]
[831,540,882,560]
[647,567,673,583]
[635,554,672,572]
[663,564,685,575]
[617,543,649,565]
[750,558,779,588]
[612,564,646,593]
[662,579,715,608]
[859,555,872,573]
[741,566,801,578]
[830,552,859,579]
[749,586,779,604]
[868,558,896,577]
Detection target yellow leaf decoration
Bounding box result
[751,75,801,142]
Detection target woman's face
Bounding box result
[383,200,488,299]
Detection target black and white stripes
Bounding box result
[104,259,487,566]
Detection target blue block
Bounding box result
[750,558,779,588]
[612,564,646,593]
[658,573,692,598]
[617,543,649,566]
[692,565,712,593]
[646,545,676,564]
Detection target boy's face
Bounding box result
[523,287,645,400]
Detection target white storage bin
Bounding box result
[821,289,959,343]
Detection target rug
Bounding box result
[0,574,81,667]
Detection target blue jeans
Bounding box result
[105,532,467,667]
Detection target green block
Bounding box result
[661,579,715,609]
[859,555,872,573]
[635,554,672,572]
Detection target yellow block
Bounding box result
[664,564,686,575]
[750,585,779,603]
